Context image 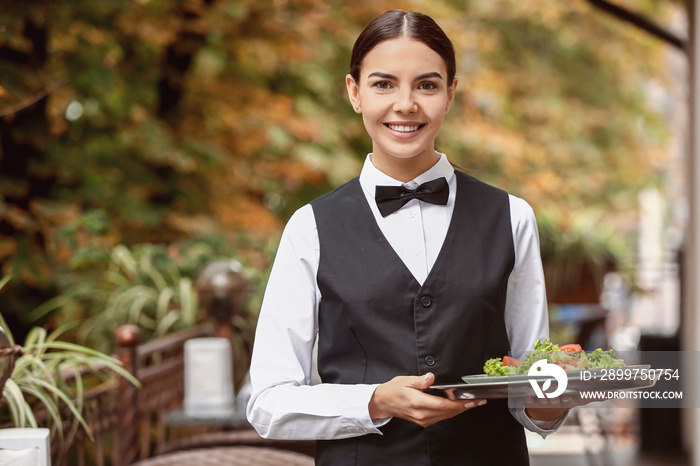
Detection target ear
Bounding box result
[346,74,361,113]
[445,77,458,114]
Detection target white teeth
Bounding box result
[388,124,419,132]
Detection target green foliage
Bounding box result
[538,207,631,298]
[0,300,138,451]
[538,208,628,267]
[73,244,199,352]
[0,0,679,324]
[49,237,258,354]
[439,1,670,214]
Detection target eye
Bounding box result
[373,81,393,90]
[418,81,438,91]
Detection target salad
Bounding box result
[483,338,625,376]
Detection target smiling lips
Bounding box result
[385,123,425,134]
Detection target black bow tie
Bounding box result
[375,177,449,217]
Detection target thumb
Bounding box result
[417,372,435,389]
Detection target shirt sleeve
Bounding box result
[505,196,549,359]
[246,205,387,440]
[506,195,568,437]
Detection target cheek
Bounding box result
[420,106,444,127]
[360,102,385,124]
[361,114,382,136]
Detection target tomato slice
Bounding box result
[503,356,523,367]
[559,344,583,352]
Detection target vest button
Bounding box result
[420,296,432,307]
[425,355,436,366]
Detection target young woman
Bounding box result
[247,10,569,465]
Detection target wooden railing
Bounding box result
[3,323,214,466]
[5,322,314,465]
[112,323,215,466]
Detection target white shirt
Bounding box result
[247,153,565,440]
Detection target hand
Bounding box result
[524,392,607,422]
[369,372,487,428]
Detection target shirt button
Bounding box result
[420,296,432,307]
[408,211,415,219]
[425,355,436,366]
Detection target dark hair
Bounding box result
[349,10,456,86]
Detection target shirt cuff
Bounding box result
[509,406,568,438]
[355,384,391,433]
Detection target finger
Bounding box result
[400,395,464,425]
[464,399,487,410]
[415,391,476,415]
[411,399,478,427]
[418,372,435,389]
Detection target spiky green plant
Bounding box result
[33,243,207,354]
[75,244,199,348]
[0,277,139,450]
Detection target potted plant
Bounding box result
[0,275,139,460]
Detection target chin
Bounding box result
[384,147,435,160]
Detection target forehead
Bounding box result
[361,38,447,77]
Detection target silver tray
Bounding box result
[430,365,657,399]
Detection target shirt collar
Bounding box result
[359,152,455,200]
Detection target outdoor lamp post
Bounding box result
[195,259,249,339]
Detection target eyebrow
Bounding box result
[367,71,444,81]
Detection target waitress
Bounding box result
[247,9,569,465]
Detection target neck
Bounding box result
[371,151,440,182]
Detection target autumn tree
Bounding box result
[0,0,678,329]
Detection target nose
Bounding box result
[393,88,417,114]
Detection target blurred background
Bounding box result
[1,0,698,464]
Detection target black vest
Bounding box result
[310,171,529,465]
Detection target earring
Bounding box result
[354,106,360,110]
